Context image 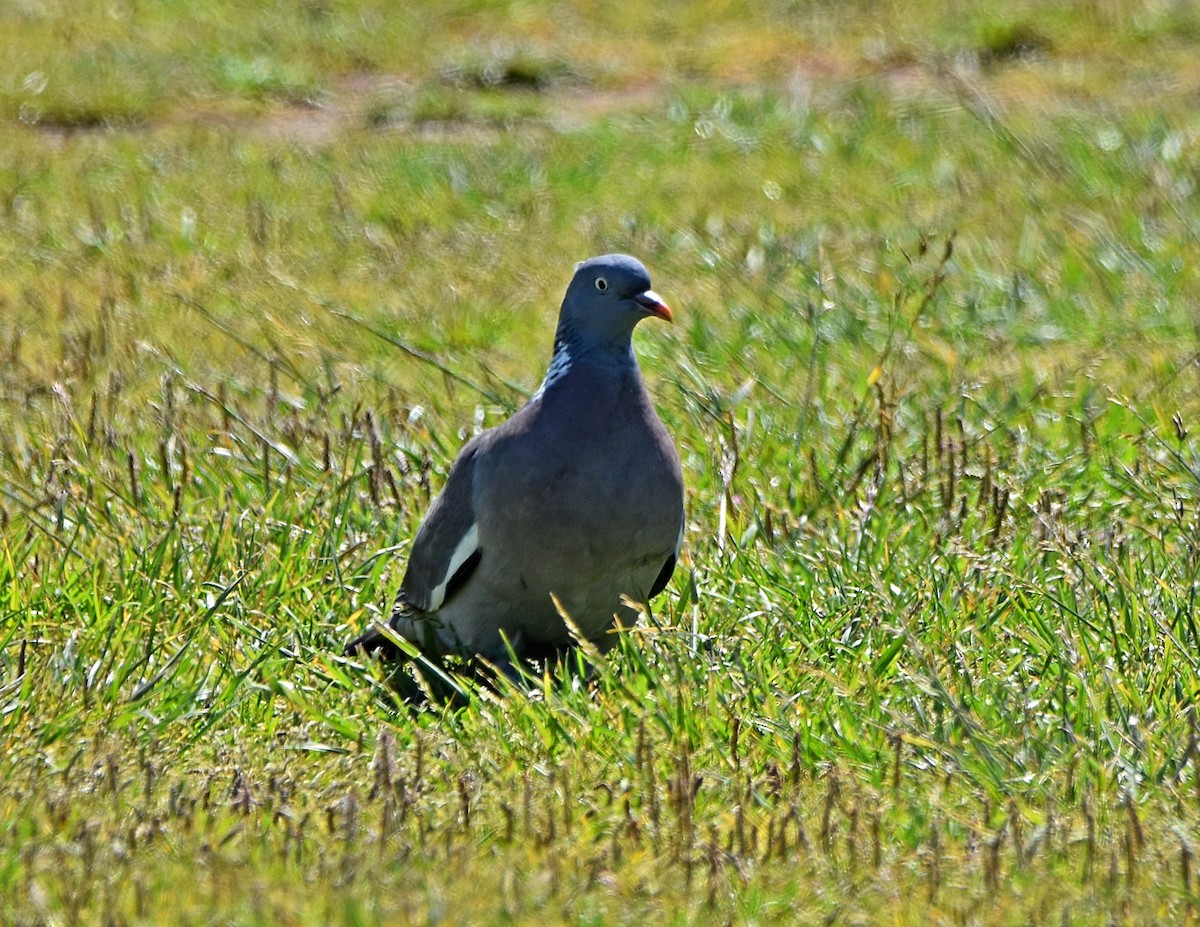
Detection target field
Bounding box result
[2,1,1200,923]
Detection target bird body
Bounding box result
[345,254,683,666]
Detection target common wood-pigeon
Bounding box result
[345,254,684,669]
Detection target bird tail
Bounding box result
[342,606,468,706]
[342,603,444,659]
[342,621,398,658]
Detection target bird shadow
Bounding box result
[347,639,597,711]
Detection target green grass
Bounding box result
[3,1,1200,924]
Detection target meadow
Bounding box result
[2,0,1200,923]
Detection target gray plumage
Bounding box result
[345,254,684,666]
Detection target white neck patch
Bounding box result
[533,344,571,400]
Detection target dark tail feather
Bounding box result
[343,620,402,659]
[342,613,461,707]
[343,603,430,660]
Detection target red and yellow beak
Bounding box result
[633,290,672,323]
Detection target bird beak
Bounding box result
[633,290,673,323]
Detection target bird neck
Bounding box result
[534,324,637,399]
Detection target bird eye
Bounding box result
[594,277,608,292]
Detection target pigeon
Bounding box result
[344,254,684,672]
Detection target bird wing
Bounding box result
[343,442,483,658]
[399,440,483,613]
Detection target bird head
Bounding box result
[557,254,672,350]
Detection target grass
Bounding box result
[2,0,1200,923]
